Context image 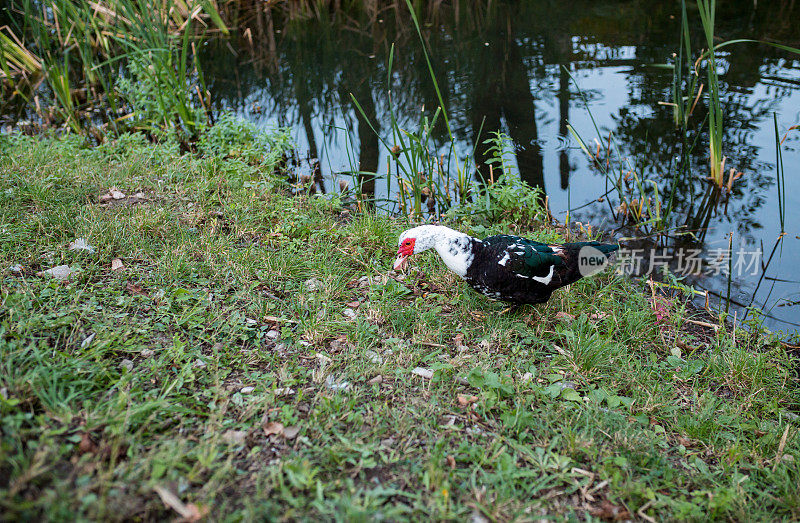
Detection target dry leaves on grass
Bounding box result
[99,187,126,202]
[222,430,247,445]
[126,282,148,296]
[589,500,631,520]
[98,187,148,206]
[78,433,98,455]
[263,421,300,439]
[153,485,208,522]
[457,394,478,406]
[111,258,124,271]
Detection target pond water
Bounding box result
[209,2,796,335]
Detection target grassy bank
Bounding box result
[1,131,799,520]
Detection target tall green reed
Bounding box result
[349,0,485,219]
[697,0,725,188]
[4,0,226,142]
[773,114,786,233]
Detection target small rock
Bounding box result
[39,265,74,280]
[9,264,22,274]
[80,332,95,349]
[304,278,323,291]
[68,238,95,253]
[298,340,312,347]
[110,187,125,199]
[240,386,255,394]
[781,454,795,463]
[412,367,434,379]
[266,330,279,340]
[368,375,383,385]
[346,301,360,308]
[141,349,155,358]
[245,318,258,326]
[111,258,124,271]
[521,372,534,382]
[342,308,357,319]
[365,350,382,364]
[120,359,134,371]
[222,430,247,444]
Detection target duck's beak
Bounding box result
[393,253,408,270]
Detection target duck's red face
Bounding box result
[394,237,416,270]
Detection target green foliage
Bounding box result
[447,132,548,229]
[196,114,292,167]
[115,54,207,140]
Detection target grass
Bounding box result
[1,131,799,520]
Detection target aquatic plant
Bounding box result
[1,0,227,142]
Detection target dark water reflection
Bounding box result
[201,0,800,336]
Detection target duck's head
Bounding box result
[393,225,451,270]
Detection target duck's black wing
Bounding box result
[466,235,618,304]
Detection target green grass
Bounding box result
[0,132,799,520]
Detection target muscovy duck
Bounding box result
[393,225,619,305]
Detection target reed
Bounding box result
[696,0,725,188]
[773,114,786,233]
[347,0,489,219]
[2,0,227,142]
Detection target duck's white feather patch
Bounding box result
[531,264,555,285]
[498,252,511,266]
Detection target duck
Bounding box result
[393,225,619,305]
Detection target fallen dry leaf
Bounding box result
[222,430,247,445]
[368,375,383,385]
[282,426,301,439]
[589,500,631,520]
[457,394,478,406]
[263,421,284,437]
[555,311,576,321]
[78,433,98,455]
[153,485,207,521]
[111,258,124,271]
[99,187,126,203]
[346,301,361,308]
[126,282,147,296]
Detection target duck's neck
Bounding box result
[431,227,476,278]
